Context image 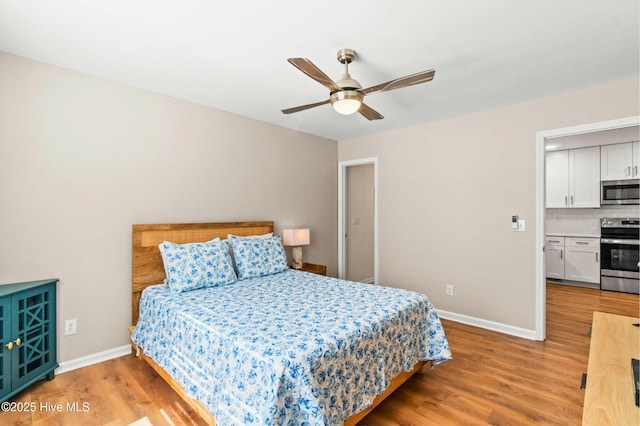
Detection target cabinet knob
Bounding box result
[4,338,22,350]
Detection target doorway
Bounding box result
[346,163,375,283]
[338,158,378,284]
[535,116,640,341]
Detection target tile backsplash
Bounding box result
[546,205,639,235]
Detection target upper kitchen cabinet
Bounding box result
[546,150,570,208]
[546,146,600,208]
[601,141,640,180]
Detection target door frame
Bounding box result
[338,157,379,284]
[535,115,639,341]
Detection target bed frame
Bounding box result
[131,221,426,425]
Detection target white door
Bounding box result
[565,238,600,284]
[546,150,569,207]
[569,146,600,208]
[338,158,378,284]
[346,164,375,283]
[545,237,565,280]
[601,143,633,180]
[633,141,640,178]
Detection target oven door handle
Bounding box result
[601,238,640,245]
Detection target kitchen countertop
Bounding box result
[546,233,600,238]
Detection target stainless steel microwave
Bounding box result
[601,179,640,205]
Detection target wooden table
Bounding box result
[582,311,640,425]
[300,262,327,276]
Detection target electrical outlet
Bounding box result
[64,319,77,336]
[446,284,454,296]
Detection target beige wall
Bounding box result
[0,52,338,362]
[1,49,637,361]
[338,77,639,331]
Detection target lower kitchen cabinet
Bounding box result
[545,237,565,280]
[0,279,58,402]
[565,238,600,284]
[546,236,600,285]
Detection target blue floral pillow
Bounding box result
[158,239,237,292]
[228,235,288,280]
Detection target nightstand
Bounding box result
[299,262,327,276]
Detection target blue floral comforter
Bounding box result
[131,269,451,425]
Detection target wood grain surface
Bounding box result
[582,312,639,425]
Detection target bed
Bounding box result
[130,221,451,425]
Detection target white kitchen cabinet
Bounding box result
[546,146,600,208]
[545,236,565,280]
[546,150,570,208]
[565,237,600,284]
[600,141,640,181]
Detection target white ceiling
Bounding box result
[545,125,640,151]
[0,1,638,141]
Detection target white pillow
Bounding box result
[158,238,236,292]
[227,232,273,239]
[227,235,287,280]
[159,238,220,279]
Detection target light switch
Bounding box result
[352,216,360,225]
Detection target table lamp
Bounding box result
[283,228,310,269]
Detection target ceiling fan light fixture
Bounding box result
[330,90,363,115]
[283,48,434,121]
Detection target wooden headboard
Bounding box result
[131,221,274,326]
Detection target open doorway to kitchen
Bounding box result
[338,158,378,284]
[535,116,640,341]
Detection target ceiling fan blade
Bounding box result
[288,58,340,91]
[281,99,330,115]
[358,103,384,121]
[362,69,435,95]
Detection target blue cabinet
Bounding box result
[0,279,58,402]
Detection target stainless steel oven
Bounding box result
[600,217,639,294]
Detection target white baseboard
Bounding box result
[437,309,537,341]
[361,277,375,284]
[55,344,131,375]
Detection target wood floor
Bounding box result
[3,284,638,425]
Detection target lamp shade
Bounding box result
[330,90,363,115]
[282,228,310,246]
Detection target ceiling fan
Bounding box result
[281,48,435,120]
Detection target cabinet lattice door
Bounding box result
[0,279,58,402]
